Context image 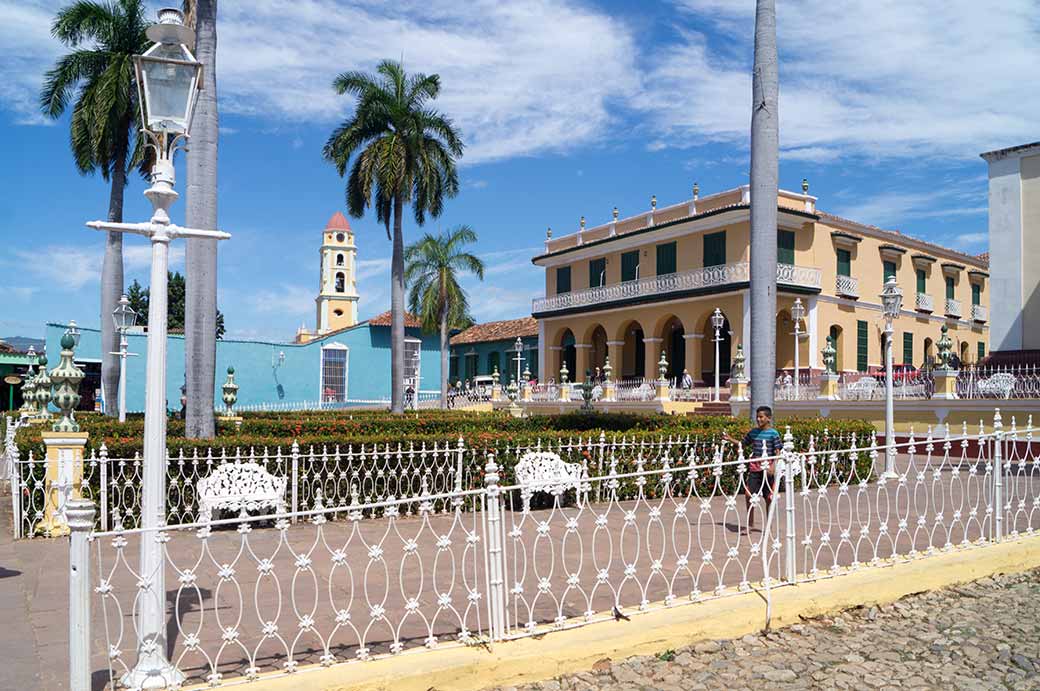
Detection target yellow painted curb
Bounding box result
[205,536,1040,691]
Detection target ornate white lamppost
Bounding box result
[111,295,138,423]
[711,308,725,402]
[85,9,229,688]
[790,298,805,400]
[512,337,525,388]
[880,277,903,477]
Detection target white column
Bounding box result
[807,295,819,369]
[68,498,95,691]
[538,320,546,379]
[742,290,752,379]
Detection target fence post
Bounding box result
[483,453,507,640]
[992,409,1003,542]
[99,443,109,531]
[291,440,300,523]
[456,436,465,492]
[596,431,606,504]
[782,427,797,583]
[68,498,95,691]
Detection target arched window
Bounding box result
[335,272,345,293]
[336,253,344,266]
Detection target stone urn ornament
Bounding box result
[221,366,239,417]
[33,354,52,421]
[937,325,954,370]
[732,343,748,380]
[822,336,837,376]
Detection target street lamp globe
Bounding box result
[791,297,805,324]
[112,294,138,331]
[133,9,202,137]
[65,320,81,348]
[880,277,903,320]
[710,308,725,332]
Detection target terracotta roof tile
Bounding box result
[364,310,422,328]
[450,317,538,345]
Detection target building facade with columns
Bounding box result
[532,185,990,385]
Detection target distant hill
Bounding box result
[0,336,44,353]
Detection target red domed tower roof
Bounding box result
[325,211,352,232]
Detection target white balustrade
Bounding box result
[835,274,859,298]
[532,262,821,314]
[945,298,963,317]
[972,304,987,322]
[915,292,934,312]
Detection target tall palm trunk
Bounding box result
[439,285,448,409]
[391,196,405,413]
[100,130,129,417]
[749,0,779,419]
[185,0,218,438]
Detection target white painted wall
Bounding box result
[986,154,1024,351]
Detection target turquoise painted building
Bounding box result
[449,317,539,384]
[44,311,442,412]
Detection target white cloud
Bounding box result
[646,0,1040,161]
[948,232,987,253]
[355,257,390,281]
[247,283,314,317]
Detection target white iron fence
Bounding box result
[66,411,1040,690]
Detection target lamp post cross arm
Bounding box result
[86,220,231,242]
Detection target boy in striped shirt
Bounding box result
[725,406,782,534]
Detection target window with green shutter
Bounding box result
[977,342,985,361]
[945,276,955,299]
[857,320,869,372]
[556,266,571,294]
[916,268,926,294]
[777,230,795,265]
[971,283,981,306]
[656,242,676,276]
[903,332,913,366]
[837,249,851,277]
[589,258,606,288]
[883,260,896,282]
[703,231,726,267]
[621,250,640,282]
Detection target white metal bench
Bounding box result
[197,462,287,522]
[514,452,584,511]
[977,373,1016,399]
[846,376,879,399]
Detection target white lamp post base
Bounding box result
[121,658,186,690]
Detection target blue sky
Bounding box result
[1,0,1036,341]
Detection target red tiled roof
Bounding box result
[325,211,352,232]
[976,251,989,263]
[450,317,538,345]
[364,310,422,328]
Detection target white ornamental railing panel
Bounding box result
[972,304,988,322]
[532,262,820,314]
[915,292,934,312]
[946,298,963,317]
[835,274,859,298]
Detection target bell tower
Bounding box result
[316,211,359,334]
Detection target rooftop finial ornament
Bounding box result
[650,194,657,210]
[802,178,809,194]
[612,206,618,220]
[546,226,552,240]
[693,182,700,200]
[580,215,586,230]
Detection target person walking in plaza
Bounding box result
[724,406,782,534]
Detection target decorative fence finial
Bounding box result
[658,350,669,382]
[222,366,239,416]
[491,365,500,386]
[560,361,569,384]
[33,354,52,421]
[822,335,837,375]
[602,355,613,381]
[732,343,747,380]
[937,325,954,369]
[50,330,84,433]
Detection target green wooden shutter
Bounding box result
[656,242,677,276]
[777,230,795,265]
[556,266,571,294]
[971,283,981,306]
[837,249,851,277]
[621,250,640,282]
[857,320,869,372]
[487,351,500,375]
[883,261,896,282]
[977,342,985,361]
[916,269,926,294]
[589,258,606,288]
[945,276,955,299]
[703,231,726,267]
[903,332,913,365]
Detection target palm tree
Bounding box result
[749,0,779,417]
[40,0,151,418]
[323,60,464,413]
[182,0,219,439]
[405,226,485,408]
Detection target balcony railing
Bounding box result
[532,262,822,314]
[835,274,859,298]
[915,292,934,312]
[972,304,987,322]
[946,298,963,318]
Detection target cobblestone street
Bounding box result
[485,568,1040,691]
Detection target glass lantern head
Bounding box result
[65,320,81,348]
[710,308,725,330]
[133,10,201,136]
[791,297,805,323]
[880,277,903,319]
[112,294,137,331]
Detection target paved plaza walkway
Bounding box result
[483,568,1040,691]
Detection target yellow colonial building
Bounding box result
[532,184,989,384]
